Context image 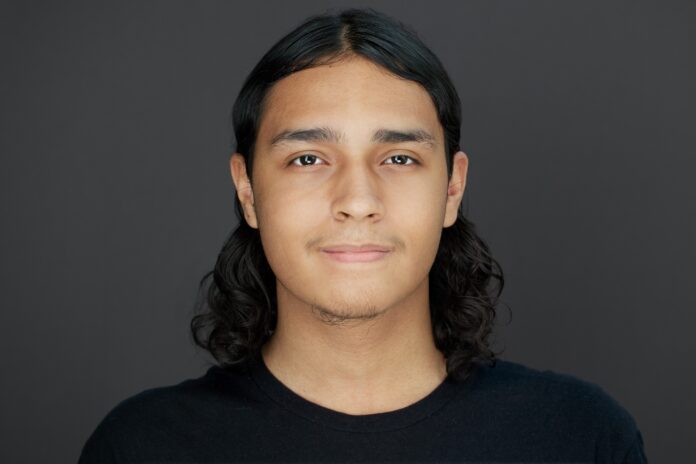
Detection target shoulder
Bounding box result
[479,359,637,423]
[471,359,646,461]
[97,377,201,428]
[79,364,251,463]
[93,362,253,429]
[79,375,205,461]
[479,358,610,396]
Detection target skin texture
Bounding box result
[229,55,469,415]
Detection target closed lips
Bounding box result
[321,244,392,253]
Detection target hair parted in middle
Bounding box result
[190,7,507,384]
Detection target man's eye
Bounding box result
[384,154,419,166]
[288,154,324,167]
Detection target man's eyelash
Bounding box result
[287,154,420,167]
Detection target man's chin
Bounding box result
[309,301,386,326]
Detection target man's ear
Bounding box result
[443,151,469,228]
[229,153,258,229]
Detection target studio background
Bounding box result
[1,1,693,462]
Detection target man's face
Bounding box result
[230,56,467,322]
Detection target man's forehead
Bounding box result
[256,59,444,150]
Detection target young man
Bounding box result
[79,8,647,463]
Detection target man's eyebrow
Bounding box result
[270,127,345,147]
[268,126,437,150]
[372,128,436,149]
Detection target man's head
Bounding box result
[230,53,468,325]
[192,8,505,383]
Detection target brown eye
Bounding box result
[288,154,325,167]
[384,154,418,165]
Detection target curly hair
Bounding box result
[190,7,507,384]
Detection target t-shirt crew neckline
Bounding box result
[245,352,469,433]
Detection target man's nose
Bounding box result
[329,163,385,222]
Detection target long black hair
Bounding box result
[190,7,507,383]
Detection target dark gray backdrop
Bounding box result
[1,1,693,462]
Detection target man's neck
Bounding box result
[260,284,448,415]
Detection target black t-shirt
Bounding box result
[79,355,648,463]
